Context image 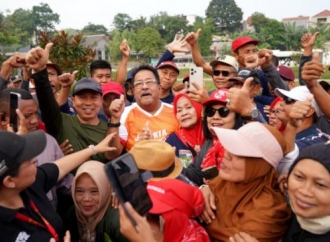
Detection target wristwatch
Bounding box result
[242,106,259,121]
[107,121,121,127]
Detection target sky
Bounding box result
[1,0,329,30]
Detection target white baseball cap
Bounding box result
[210,55,239,72]
[275,86,322,117]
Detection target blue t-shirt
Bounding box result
[296,125,329,150]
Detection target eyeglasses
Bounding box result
[133,78,158,89]
[213,70,235,77]
[205,107,230,118]
[283,97,296,105]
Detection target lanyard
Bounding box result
[15,200,59,242]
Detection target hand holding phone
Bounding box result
[202,166,219,180]
[189,67,204,91]
[104,153,153,216]
[10,92,21,132]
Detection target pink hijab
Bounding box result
[72,160,112,232]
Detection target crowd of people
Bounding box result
[0,27,329,242]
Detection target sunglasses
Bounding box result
[283,97,296,105]
[213,70,231,77]
[205,107,230,118]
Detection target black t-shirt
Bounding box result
[0,163,65,242]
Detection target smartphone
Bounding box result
[10,92,21,132]
[104,153,153,216]
[202,166,219,180]
[189,66,204,90]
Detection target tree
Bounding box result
[250,12,269,33]
[38,30,96,79]
[193,17,213,56]
[149,12,190,43]
[107,30,124,61]
[135,27,165,61]
[32,3,60,33]
[206,0,243,33]
[82,22,108,35]
[113,13,132,32]
[257,19,285,49]
[128,16,147,33]
[282,22,304,50]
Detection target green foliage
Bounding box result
[107,30,124,61]
[82,23,108,35]
[38,31,96,79]
[281,23,305,50]
[193,18,213,56]
[135,27,165,60]
[113,13,132,32]
[250,12,269,33]
[149,12,190,44]
[32,3,60,33]
[206,0,243,33]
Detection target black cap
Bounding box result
[228,68,260,84]
[72,78,102,96]
[0,130,46,180]
[289,141,330,175]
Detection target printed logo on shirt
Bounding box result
[179,149,193,168]
[15,231,30,242]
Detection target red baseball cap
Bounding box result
[232,36,259,52]
[157,61,180,74]
[202,88,229,106]
[147,179,204,216]
[101,82,124,97]
[277,65,295,81]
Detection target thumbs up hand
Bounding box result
[289,94,313,128]
[227,77,256,117]
[301,51,325,88]
[26,43,53,73]
[137,121,153,141]
[109,94,125,121]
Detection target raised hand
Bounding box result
[188,81,209,104]
[258,49,273,68]
[301,51,325,88]
[301,32,319,49]
[109,94,125,121]
[168,33,190,54]
[288,94,313,128]
[137,121,153,141]
[185,28,201,45]
[58,70,78,88]
[25,43,53,73]
[120,39,130,58]
[95,132,117,153]
[227,77,255,116]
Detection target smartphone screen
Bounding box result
[10,92,21,132]
[104,153,152,216]
[189,67,204,90]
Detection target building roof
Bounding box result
[84,34,109,46]
[312,10,330,18]
[282,16,309,22]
